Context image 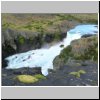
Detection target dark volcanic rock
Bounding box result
[2,67,42,75]
[2,67,42,86]
[13,67,42,75]
[44,34,54,43]
[2,61,98,86]
[61,32,67,39]
[81,34,96,38]
[2,28,42,55]
[48,69,56,74]
[2,59,8,68]
[33,61,98,86]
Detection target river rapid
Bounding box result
[5,25,98,76]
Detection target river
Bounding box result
[5,25,98,76]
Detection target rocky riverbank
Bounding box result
[2,60,98,86]
[2,35,98,86]
[53,35,98,70]
[2,67,43,86]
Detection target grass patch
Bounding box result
[23,24,33,30]
[59,45,73,61]
[69,70,86,78]
[2,14,98,32]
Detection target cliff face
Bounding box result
[2,14,98,67]
[2,26,68,62]
[53,35,98,70]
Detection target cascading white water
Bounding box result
[5,25,98,76]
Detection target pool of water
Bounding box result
[5,25,98,76]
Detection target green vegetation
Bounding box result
[16,75,39,83]
[59,36,98,62]
[2,23,17,31]
[16,74,46,84]
[53,35,98,70]
[34,74,46,80]
[2,14,98,32]
[59,45,73,61]
[72,36,98,61]
[2,14,98,44]
[2,23,10,29]
[56,14,83,23]
[47,20,53,25]
[23,24,33,30]
[69,70,86,78]
[18,35,25,44]
[56,14,98,24]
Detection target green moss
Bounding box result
[86,19,98,24]
[23,24,33,30]
[78,70,86,74]
[16,75,39,83]
[58,36,98,63]
[57,14,83,23]
[69,70,86,78]
[59,45,72,60]
[47,21,53,25]
[16,74,46,84]
[34,74,46,80]
[2,23,9,29]
[2,23,16,30]
[70,72,81,78]
[18,35,25,44]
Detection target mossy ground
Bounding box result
[2,61,98,86]
[69,70,86,78]
[2,14,98,50]
[2,14,98,35]
[34,74,46,80]
[16,75,38,83]
[16,74,46,84]
[59,36,98,63]
[18,35,25,44]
